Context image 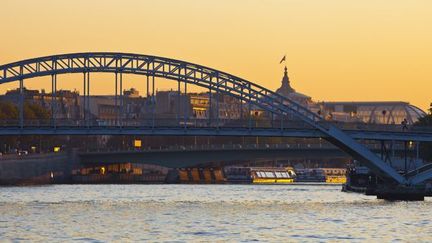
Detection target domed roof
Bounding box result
[275,66,295,96]
[275,66,311,101]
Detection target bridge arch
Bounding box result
[0,52,408,184]
[0,52,319,126]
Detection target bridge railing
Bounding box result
[331,122,432,134]
[0,118,316,130]
[83,143,338,153]
[81,141,408,153]
[1,117,432,134]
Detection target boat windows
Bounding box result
[265,172,274,178]
[275,172,283,178]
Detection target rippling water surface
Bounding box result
[1,184,431,242]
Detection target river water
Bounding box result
[0,184,431,242]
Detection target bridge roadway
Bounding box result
[78,143,411,168]
[2,126,432,142]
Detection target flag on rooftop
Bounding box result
[279,55,286,64]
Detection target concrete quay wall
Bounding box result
[0,151,78,185]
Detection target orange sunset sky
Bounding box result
[1,0,431,111]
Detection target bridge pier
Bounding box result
[377,192,424,201]
[367,184,429,201]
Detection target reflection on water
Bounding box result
[0,184,431,241]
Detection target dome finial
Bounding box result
[275,64,295,95]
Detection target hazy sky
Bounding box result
[1,0,431,110]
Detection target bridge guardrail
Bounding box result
[81,142,407,154]
[1,118,432,134]
[0,141,414,160]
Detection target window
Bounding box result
[265,172,274,178]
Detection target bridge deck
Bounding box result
[1,126,431,142]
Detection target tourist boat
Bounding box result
[294,168,346,183]
[224,167,296,184]
[294,168,326,182]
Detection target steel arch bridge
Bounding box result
[0,52,429,185]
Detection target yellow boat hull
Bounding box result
[253,178,294,184]
[325,176,347,184]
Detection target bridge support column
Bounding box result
[248,86,251,130]
[177,67,181,124]
[119,72,123,127]
[146,71,149,127]
[215,75,220,129]
[115,72,118,126]
[82,73,86,124]
[83,72,90,127]
[239,87,243,126]
[208,80,212,127]
[379,140,393,165]
[184,72,188,129]
[51,73,57,127]
[87,72,90,127]
[19,69,24,128]
[151,65,155,129]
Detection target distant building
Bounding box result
[274,66,426,124]
[275,66,313,107]
[84,88,149,123]
[212,93,243,120]
[319,101,426,125]
[189,93,209,119]
[188,92,244,120]
[84,96,117,122]
[155,90,192,119]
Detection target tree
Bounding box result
[25,102,50,119]
[0,101,50,120]
[0,101,53,153]
[0,101,18,119]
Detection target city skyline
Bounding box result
[1,0,431,112]
[2,2,432,239]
